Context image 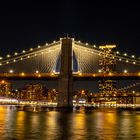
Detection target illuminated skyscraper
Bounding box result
[99,45,116,95]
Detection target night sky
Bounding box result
[0,1,140,91]
[0,1,140,57]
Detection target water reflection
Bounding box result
[0,106,140,139]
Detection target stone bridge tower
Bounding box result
[58,37,73,107]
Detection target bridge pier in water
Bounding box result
[58,38,73,107]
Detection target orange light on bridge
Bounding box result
[78,73,82,76]
[138,72,140,76]
[51,73,54,76]
[108,72,112,76]
[1,80,5,84]
[21,72,25,76]
[38,74,41,77]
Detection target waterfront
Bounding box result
[0,106,140,139]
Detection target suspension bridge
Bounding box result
[0,37,140,107]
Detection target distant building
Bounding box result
[0,80,11,97]
[20,83,48,100]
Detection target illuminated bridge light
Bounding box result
[0,63,2,66]
[124,53,127,56]
[0,57,3,60]
[51,73,54,76]
[38,74,41,77]
[133,61,136,64]
[108,72,112,76]
[46,43,48,46]
[9,69,14,73]
[1,80,5,84]
[93,45,96,48]
[22,50,26,53]
[78,73,82,76]
[35,70,39,74]
[6,61,9,64]
[53,40,56,43]
[13,59,16,62]
[119,58,122,61]
[126,60,129,63]
[27,56,30,58]
[30,48,33,51]
[15,89,18,92]
[98,69,102,73]
[92,74,96,77]
[34,54,37,56]
[38,45,41,48]
[85,43,88,46]
[116,51,120,54]
[6,54,10,58]
[14,52,18,55]
[123,69,128,73]
[53,70,56,73]
[131,55,135,58]
[20,57,23,60]
[21,72,25,76]
[132,90,135,94]
[78,40,81,43]
[138,72,140,76]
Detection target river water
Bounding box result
[0,106,140,140]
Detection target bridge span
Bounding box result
[0,73,140,80]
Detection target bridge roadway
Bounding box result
[0,73,140,80]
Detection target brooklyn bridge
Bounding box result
[0,37,140,107]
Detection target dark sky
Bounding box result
[0,1,140,57]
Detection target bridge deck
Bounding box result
[0,73,140,80]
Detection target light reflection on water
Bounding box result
[0,106,140,140]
